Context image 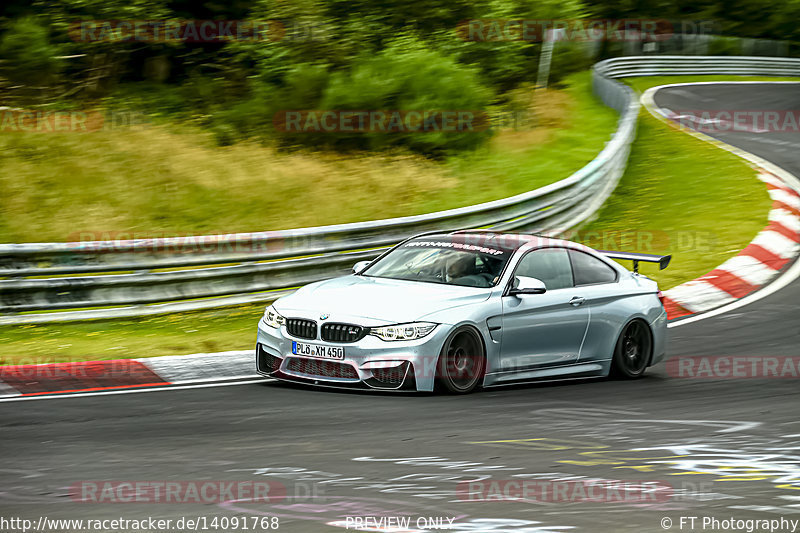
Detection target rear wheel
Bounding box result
[611,319,652,378]
[437,327,486,394]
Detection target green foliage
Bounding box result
[273,63,331,111]
[548,42,596,84]
[708,36,743,56]
[206,63,329,146]
[207,81,275,145]
[0,17,63,85]
[213,39,496,155]
[3,0,800,155]
[104,82,191,117]
[315,38,494,154]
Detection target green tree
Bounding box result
[0,17,63,86]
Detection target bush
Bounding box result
[291,36,495,156]
[0,17,63,86]
[207,63,328,145]
[548,41,596,84]
[104,82,192,118]
[209,82,277,144]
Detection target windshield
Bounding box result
[362,238,512,288]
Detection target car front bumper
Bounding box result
[255,318,450,391]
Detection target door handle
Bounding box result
[569,296,585,306]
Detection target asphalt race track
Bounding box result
[2,83,799,533]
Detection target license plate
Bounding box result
[292,341,344,360]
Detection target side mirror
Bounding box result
[353,260,371,274]
[509,276,547,296]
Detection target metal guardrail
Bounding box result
[5,55,797,323]
[594,55,800,78]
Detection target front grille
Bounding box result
[286,318,317,340]
[257,345,282,373]
[286,357,359,379]
[371,362,409,385]
[321,323,367,343]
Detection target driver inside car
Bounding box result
[445,253,490,286]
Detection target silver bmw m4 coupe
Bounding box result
[255,230,670,393]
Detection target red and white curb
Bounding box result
[662,170,800,318]
[0,350,259,399]
[642,83,800,321]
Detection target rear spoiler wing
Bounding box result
[599,250,671,273]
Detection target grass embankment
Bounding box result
[0,71,618,364]
[0,72,615,243]
[1,75,794,364]
[575,76,791,288]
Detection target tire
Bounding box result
[436,327,486,394]
[611,319,653,379]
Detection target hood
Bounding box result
[274,275,491,325]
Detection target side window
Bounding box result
[515,248,573,290]
[569,249,618,285]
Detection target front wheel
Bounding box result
[611,319,652,378]
[436,327,486,394]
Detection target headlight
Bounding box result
[263,305,286,329]
[369,322,437,341]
